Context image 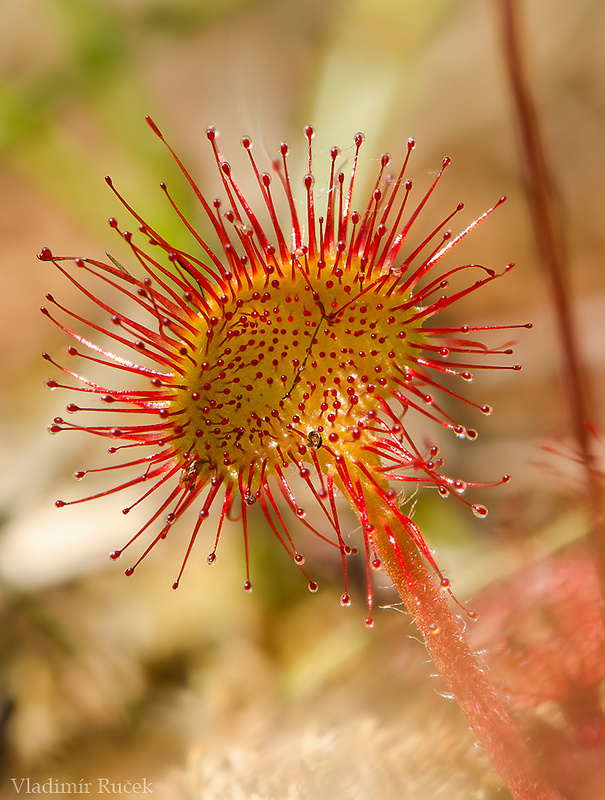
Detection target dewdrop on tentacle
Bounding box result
[40,117,527,624]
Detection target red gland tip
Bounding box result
[472,504,489,518]
[145,115,163,139]
[38,247,53,261]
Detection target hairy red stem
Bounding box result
[361,485,562,799]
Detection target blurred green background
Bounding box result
[1,0,605,797]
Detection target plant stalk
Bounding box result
[496,0,605,607]
[360,481,562,799]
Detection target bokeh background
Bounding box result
[1,0,605,797]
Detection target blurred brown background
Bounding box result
[1,0,604,797]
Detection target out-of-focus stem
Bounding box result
[497,0,605,606]
[361,484,562,800]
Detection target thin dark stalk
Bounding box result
[497,0,605,607]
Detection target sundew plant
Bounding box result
[40,117,561,799]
